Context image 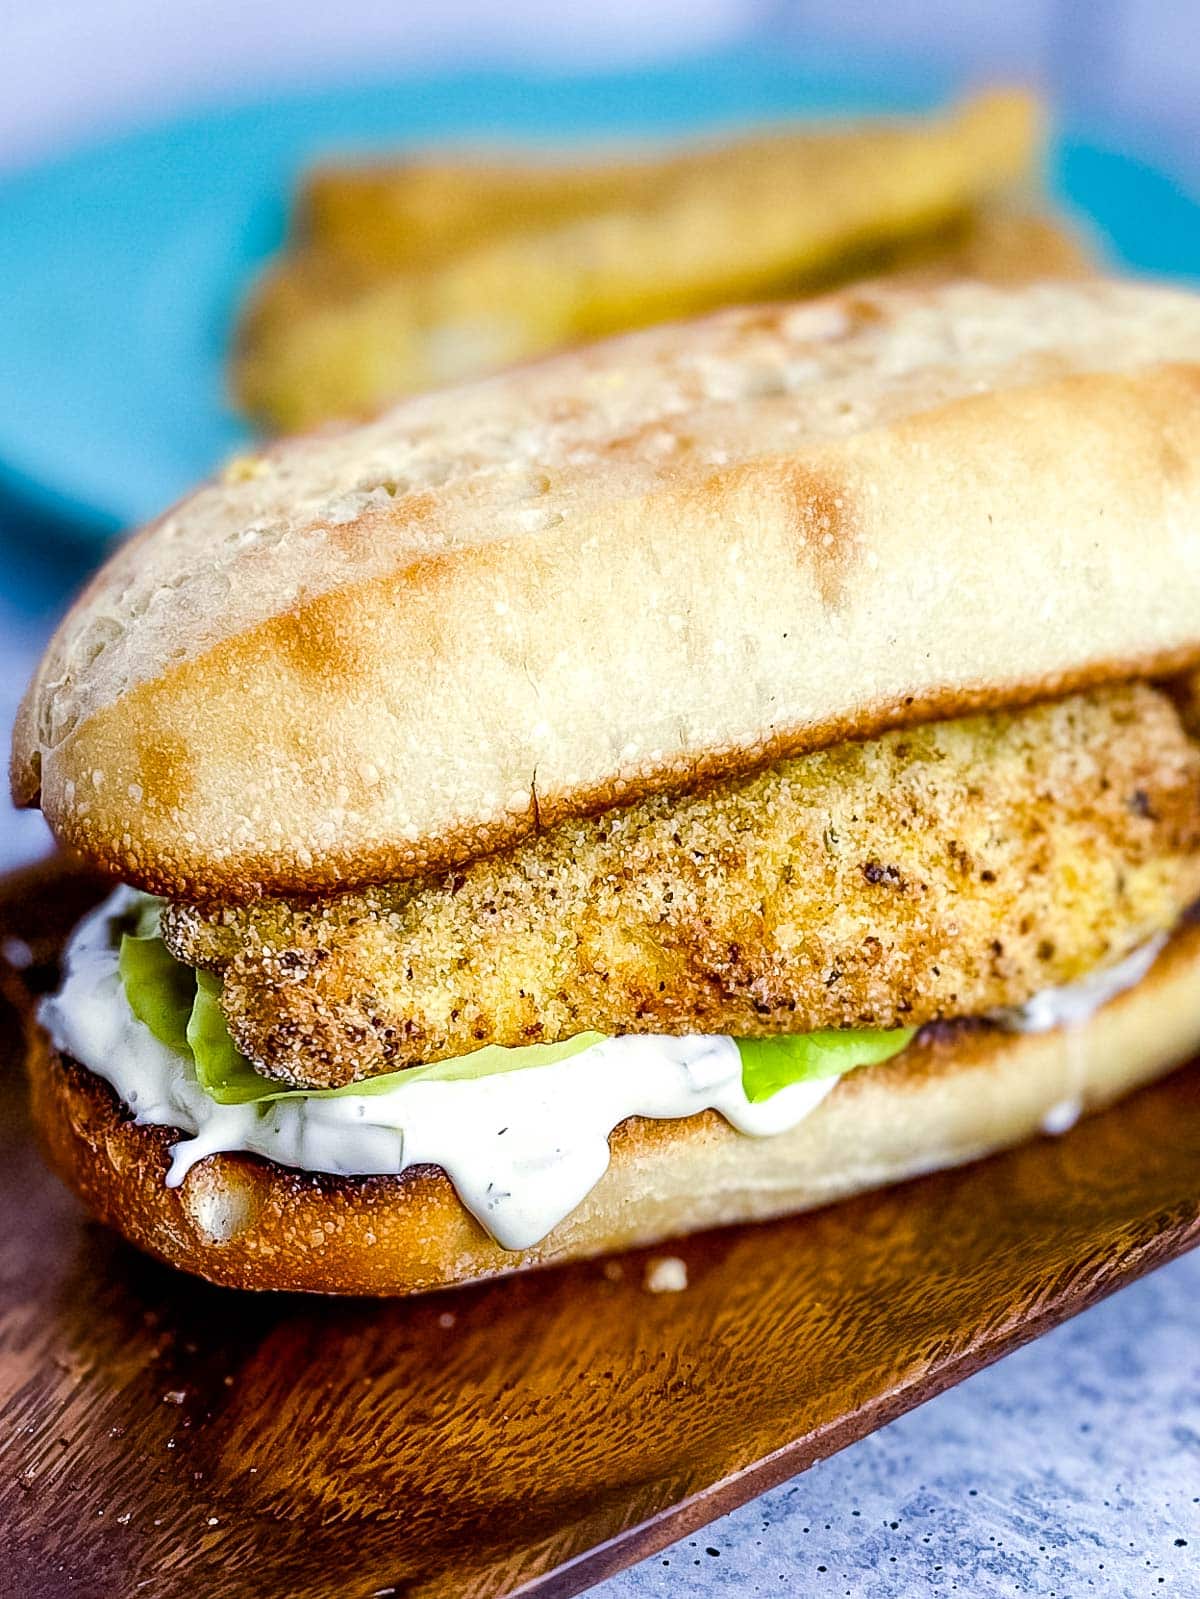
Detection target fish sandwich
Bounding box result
[14,279,1200,1293]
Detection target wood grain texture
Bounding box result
[1,858,1198,1599]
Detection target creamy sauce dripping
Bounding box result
[989,936,1167,1034]
[41,889,1167,1249]
[41,889,836,1250]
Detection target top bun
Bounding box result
[13,279,1200,901]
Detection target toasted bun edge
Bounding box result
[16,282,1200,899]
[25,918,1200,1294]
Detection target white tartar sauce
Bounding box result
[988,935,1167,1033]
[40,888,838,1250]
[40,889,1167,1249]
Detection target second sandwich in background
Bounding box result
[234,87,1088,430]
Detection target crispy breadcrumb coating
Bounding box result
[163,683,1200,1089]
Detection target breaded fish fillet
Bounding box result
[234,91,1046,431]
[162,684,1200,1089]
[291,94,1036,276]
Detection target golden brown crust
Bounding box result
[164,683,1200,1088]
[27,917,1200,1295]
[15,281,1200,901]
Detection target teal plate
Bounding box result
[0,46,1198,542]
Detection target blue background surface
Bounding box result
[0,47,1198,542]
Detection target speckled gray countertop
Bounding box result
[596,1250,1200,1597]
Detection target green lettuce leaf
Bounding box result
[118,903,608,1104]
[186,970,275,1102]
[117,895,914,1108]
[195,1011,608,1107]
[118,924,195,1055]
[734,1028,915,1102]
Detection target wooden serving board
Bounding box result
[2,859,1199,1599]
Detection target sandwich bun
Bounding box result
[26,916,1200,1295]
[14,279,1200,902]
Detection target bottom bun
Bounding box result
[26,919,1200,1295]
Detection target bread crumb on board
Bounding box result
[643,1256,688,1294]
